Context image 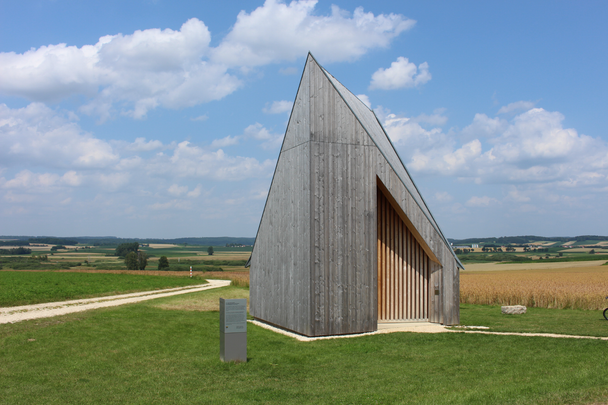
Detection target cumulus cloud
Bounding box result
[356,94,372,109]
[461,113,507,140]
[210,135,240,149]
[0,103,118,169]
[0,3,415,121]
[386,106,608,190]
[126,137,164,152]
[466,196,499,207]
[149,199,192,210]
[279,67,299,75]
[168,184,188,196]
[369,57,431,90]
[498,101,536,115]
[191,114,208,122]
[243,123,284,150]
[0,19,240,120]
[263,100,293,114]
[187,184,203,197]
[211,0,415,66]
[435,191,453,202]
[148,141,275,181]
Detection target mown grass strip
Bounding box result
[0,291,606,404]
[0,271,207,307]
[458,303,608,337]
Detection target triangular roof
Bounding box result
[249,53,461,269]
[318,59,462,268]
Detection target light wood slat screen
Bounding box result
[377,188,429,321]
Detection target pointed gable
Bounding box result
[249,54,461,337]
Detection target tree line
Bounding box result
[115,243,147,270]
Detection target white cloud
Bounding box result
[466,196,499,207]
[279,67,299,75]
[0,19,240,120]
[97,172,130,191]
[0,103,118,169]
[356,94,371,109]
[461,113,507,140]
[498,101,536,115]
[210,135,240,149]
[0,3,415,120]
[168,184,188,196]
[147,141,275,181]
[388,107,608,190]
[435,191,453,202]
[187,184,203,197]
[369,57,431,90]
[243,123,284,150]
[506,186,530,202]
[263,100,293,114]
[3,170,60,190]
[410,109,448,126]
[149,199,192,210]
[212,0,414,66]
[126,137,164,152]
[191,114,208,122]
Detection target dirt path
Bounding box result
[0,279,231,324]
[449,330,608,340]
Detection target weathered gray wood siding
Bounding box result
[250,54,460,336]
[308,60,377,335]
[249,62,312,336]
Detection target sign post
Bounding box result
[219,298,247,362]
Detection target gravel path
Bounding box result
[250,319,608,341]
[0,279,231,324]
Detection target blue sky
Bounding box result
[1,0,607,239]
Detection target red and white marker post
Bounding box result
[190,266,192,278]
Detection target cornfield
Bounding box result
[460,264,608,310]
[204,271,250,288]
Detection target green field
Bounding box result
[457,304,608,337]
[0,271,207,307]
[3,267,608,404]
[457,250,608,264]
[1,283,608,404]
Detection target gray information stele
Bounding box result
[219,298,247,362]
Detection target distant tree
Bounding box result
[138,251,148,270]
[589,249,595,254]
[558,252,563,257]
[207,246,214,256]
[115,242,139,258]
[125,252,138,270]
[158,256,169,270]
[455,248,463,254]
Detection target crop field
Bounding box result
[460,261,608,310]
[0,244,249,272]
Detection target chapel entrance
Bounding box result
[377,187,430,321]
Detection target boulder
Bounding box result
[501,305,527,315]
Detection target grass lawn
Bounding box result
[458,303,608,337]
[1,287,607,404]
[0,271,207,307]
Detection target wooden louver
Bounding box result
[377,187,430,321]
